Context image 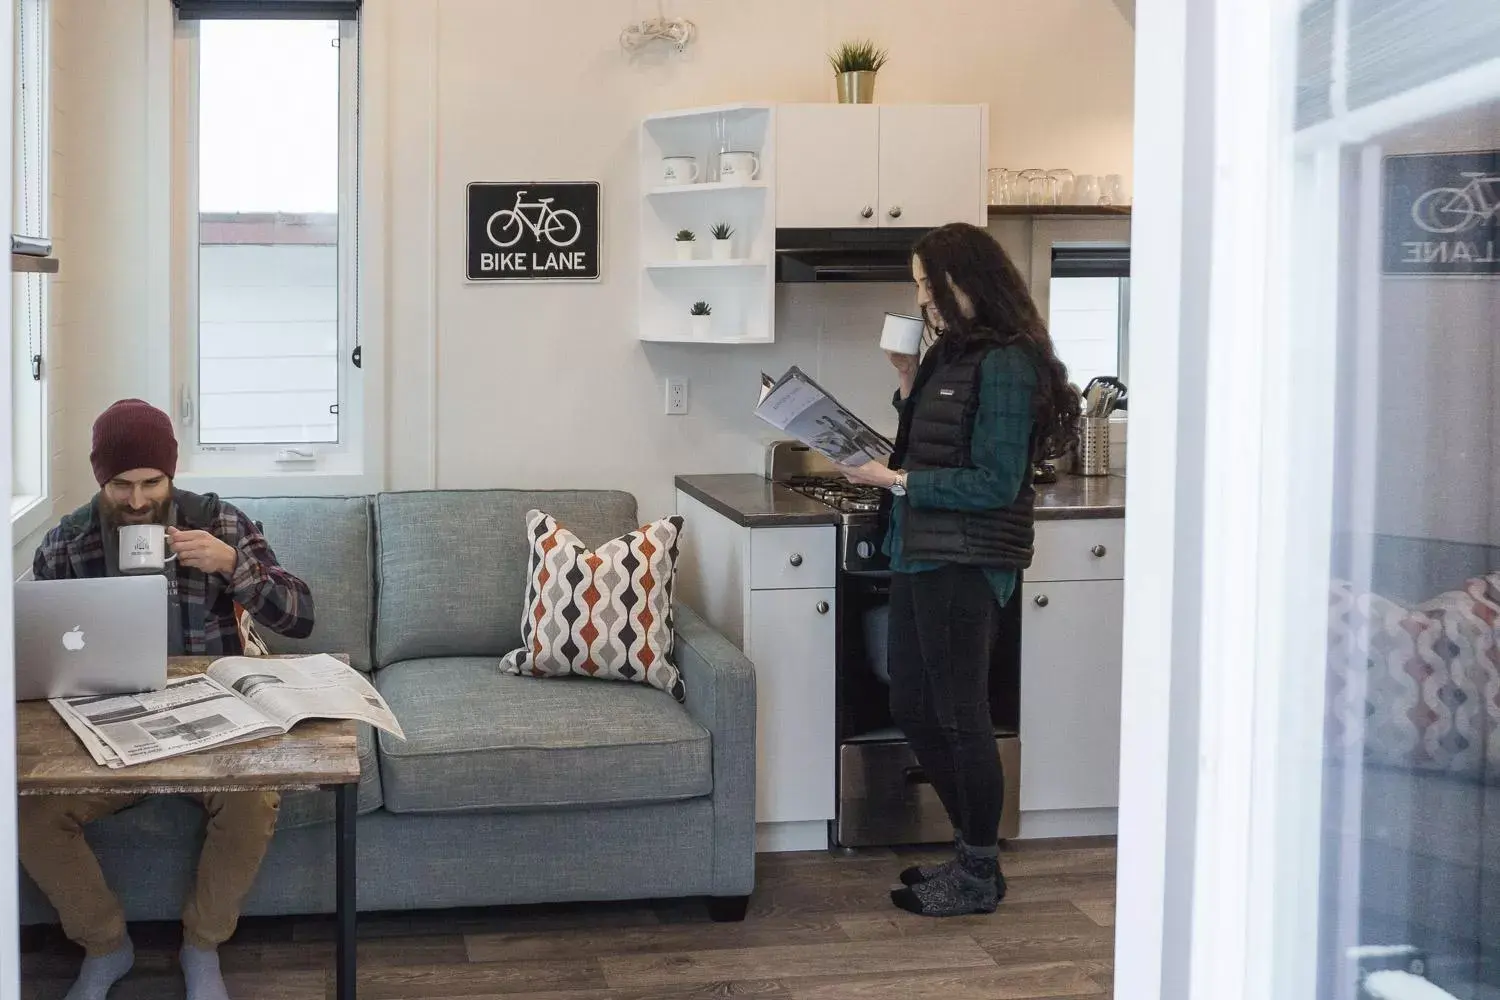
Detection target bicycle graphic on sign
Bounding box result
[486,190,583,249]
[1410,172,1500,234]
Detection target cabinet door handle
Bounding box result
[788,553,803,567]
[1034,594,1049,608]
[815,601,830,615]
[888,206,903,219]
[1091,545,1108,558]
[860,206,875,219]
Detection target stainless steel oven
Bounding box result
[766,442,1022,848]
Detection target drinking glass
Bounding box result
[1047,169,1076,205]
[1019,169,1048,206]
[988,168,1007,205]
[1101,174,1126,206]
[1074,174,1101,206]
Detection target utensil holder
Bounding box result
[1078,417,1111,477]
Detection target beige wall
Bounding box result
[35,0,1134,566]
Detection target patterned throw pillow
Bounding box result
[499,509,686,702]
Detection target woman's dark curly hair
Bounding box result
[912,222,1080,459]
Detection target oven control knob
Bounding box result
[788,553,803,567]
[856,540,876,559]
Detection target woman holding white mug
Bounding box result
[844,223,1079,917]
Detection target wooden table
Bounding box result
[16,657,363,999]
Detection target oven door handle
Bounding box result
[903,766,929,786]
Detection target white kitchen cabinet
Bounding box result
[774,104,880,229]
[746,587,837,826]
[1019,577,1125,816]
[775,104,987,230]
[673,489,838,852]
[876,105,987,228]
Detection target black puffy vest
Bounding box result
[889,337,1037,569]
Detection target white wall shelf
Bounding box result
[639,103,776,345]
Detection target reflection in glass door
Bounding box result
[1300,7,1500,999]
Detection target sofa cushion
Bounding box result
[227,496,374,671]
[499,510,686,702]
[373,490,638,667]
[276,723,383,830]
[374,657,712,814]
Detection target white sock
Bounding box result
[65,939,134,1000]
[180,944,231,1000]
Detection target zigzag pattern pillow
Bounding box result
[499,509,686,702]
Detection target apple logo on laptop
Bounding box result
[62,626,86,652]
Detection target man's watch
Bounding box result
[889,471,908,496]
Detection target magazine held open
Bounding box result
[754,366,894,467]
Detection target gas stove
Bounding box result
[783,477,886,516]
[767,441,891,574]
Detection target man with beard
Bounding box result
[18,398,315,1000]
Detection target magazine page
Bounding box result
[51,675,282,767]
[754,367,894,467]
[207,654,406,740]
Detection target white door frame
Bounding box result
[0,0,20,994]
[1121,1,1500,997]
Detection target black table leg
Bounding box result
[335,781,357,1000]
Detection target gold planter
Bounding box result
[836,71,877,104]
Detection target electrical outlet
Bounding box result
[665,378,689,415]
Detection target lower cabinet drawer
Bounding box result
[1027,519,1125,582]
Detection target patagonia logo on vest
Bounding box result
[939,388,956,397]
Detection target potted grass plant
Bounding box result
[689,301,712,339]
[675,229,697,261]
[709,222,735,261]
[829,40,888,104]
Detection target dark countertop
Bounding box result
[675,472,1125,528]
[1035,473,1127,520]
[675,475,839,528]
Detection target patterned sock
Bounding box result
[889,864,999,917]
[899,832,963,887]
[959,847,1007,902]
[65,940,134,1000]
[181,945,231,1000]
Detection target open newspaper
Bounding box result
[51,653,405,769]
[755,367,894,467]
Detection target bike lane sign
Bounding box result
[1383,150,1500,276]
[467,181,601,281]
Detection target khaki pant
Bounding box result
[18,792,280,955]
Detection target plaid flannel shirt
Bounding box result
[32,490,315,656]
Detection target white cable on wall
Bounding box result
[620,0,697,54]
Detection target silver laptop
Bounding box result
[15,576,169,701]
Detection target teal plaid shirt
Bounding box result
[883,344,1038,607]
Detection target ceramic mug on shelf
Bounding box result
[880,312,925,356]
[118,523,177,574]
[718,151,761,185]
[661,156,701,185]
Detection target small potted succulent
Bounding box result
[675,229,697,261]
[709,222,735,261]
[829,40,888,104]
[689,301,712,339]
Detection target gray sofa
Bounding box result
[19,489,757,925]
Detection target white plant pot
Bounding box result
[711,238,734,261]
[675,242,696,261]
[690,314,712,340]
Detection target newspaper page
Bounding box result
[52,675,281,768]
[754,366,894,467]
[207,654,406,741]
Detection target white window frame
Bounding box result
[167,13,378,496]
[1121,1,1500,998]
[10,0,47,541]
[0,0,18,990]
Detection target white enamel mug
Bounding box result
[661,156,701,185]
[718,151,761,185]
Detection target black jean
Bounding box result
[887,564,1004,848]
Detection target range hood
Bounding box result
[775,227,925,283]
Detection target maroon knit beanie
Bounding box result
[90,399,178,486]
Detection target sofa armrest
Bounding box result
[674,603,756,897]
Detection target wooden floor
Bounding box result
[19,839,1116,1000]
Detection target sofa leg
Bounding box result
[708,895,751,922]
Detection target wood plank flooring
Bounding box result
[19,838,1116,1000]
